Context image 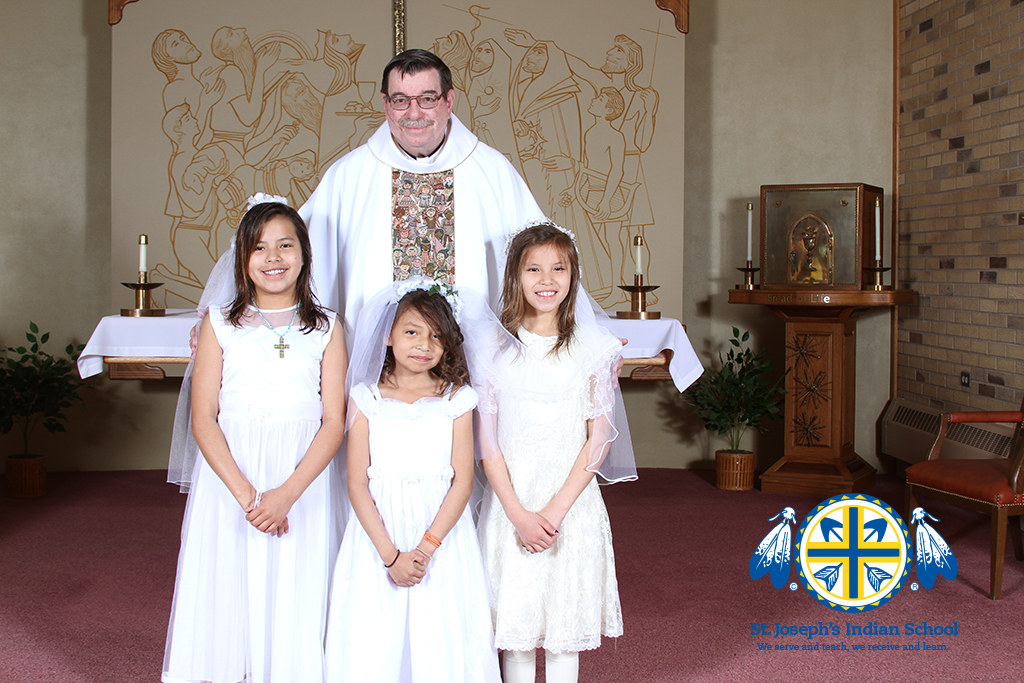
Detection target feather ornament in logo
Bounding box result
[794,495,910,612]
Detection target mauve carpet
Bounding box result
[0,469,1020,682]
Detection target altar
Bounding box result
[78,312,703,392]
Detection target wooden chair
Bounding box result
[905,404,1024,599]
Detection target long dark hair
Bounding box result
[500,222,580,354]
[226,201,330,332]
[380,288,469,395]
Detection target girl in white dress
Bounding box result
[325,279,500,683]
[163,196,348,683]
[477,220,636,683]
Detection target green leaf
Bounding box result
[681,327,786,451]
[0,321,90,446]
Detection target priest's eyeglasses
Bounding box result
[385,94,442,110]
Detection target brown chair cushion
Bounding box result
[906,458,1023,505]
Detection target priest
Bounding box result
[200,49,542,329]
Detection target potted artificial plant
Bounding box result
[683,327,786,490]
[1,322,87,497]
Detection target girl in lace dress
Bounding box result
[477,221,634,683]
[325,280,500,683]
[163,197,347,683]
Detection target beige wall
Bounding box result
[0,0,184,472]
[672,0,895,471]
[2,0,895,474]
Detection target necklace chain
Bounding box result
[253,305,298,359]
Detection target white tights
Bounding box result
[502,649,579,683]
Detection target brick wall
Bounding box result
[899,0,1024,410]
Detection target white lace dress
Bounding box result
[163,305,337,683]
[325,384,500,683]
[477,326,623,653]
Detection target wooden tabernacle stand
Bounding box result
[729,288,912,497]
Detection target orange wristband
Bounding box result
[423,532,442,548]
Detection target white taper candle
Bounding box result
[634,234,644,277]
[746,203,753,262]
[874,199,882,262]
[139,234,148,273]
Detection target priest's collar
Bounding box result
[368,114,479,173]
[393,119,452,162]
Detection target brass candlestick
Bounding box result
[736,259,760,290]
[616,273,661,319]
[863,260,890,291]
[121,270,166,317]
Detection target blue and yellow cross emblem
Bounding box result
[795,494,910,612]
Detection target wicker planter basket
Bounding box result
[715,449,754,491]
[5,454,46,498]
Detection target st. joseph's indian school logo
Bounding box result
[750,494,957,612]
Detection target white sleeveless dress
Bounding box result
[163,306,337,683]
[325,383,500,683]
[478,326,623,653]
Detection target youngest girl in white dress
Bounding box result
[325,279,500,683]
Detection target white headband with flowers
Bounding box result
[394,278,463,323]
[503,217,577,256]
[246,193,290,211]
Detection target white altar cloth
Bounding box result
[78,310,196,378]
[78,311,702,391]
[602,318,703,393]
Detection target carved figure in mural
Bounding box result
[155,103,236,302]
[152,30,226,286]
[466,39,520,174]
[314,33,382,170]
[504,32,592,295]
[789,218,833,285]
[560,88,634,297]
[258,32,382,172]
[430,25,521,175]
[244,73,318,166]
[207,27,281,155]
[153,30,214,117]
[432,30,475,126]
[512,31,658,303]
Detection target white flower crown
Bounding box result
[394,278,463,323]
[246,192,290,211]
[504,217,577,256]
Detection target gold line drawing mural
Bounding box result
[434,6,669,305]
[150,26,383,306]
[142,8,673,308]
[108,0,689,33]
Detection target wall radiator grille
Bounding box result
[881,398,1014,464]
